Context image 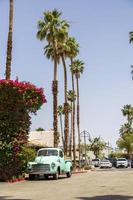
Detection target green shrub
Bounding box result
[84,165,92,170]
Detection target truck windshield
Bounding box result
[38,149,58,157]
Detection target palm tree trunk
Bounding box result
[5,0,13,80]
[71,58,76,168]
[59,114,64,149]
[52,80,59,147]
[52,49,59,147]
[76,76,81,168]
[61,55,69,156]
[69,102,73,158]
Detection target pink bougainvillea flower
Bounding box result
[0,79,47,113]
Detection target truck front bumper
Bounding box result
[28,169,57,175]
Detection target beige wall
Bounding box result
[28,131,54,147]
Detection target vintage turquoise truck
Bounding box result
[27,147,72,180]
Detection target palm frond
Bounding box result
[57,105,63,115]
[131,65,133,80]
[67,90,76,102]
[129,31,133,43]
[70,59,84,76]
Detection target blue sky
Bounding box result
[0,0,133,147]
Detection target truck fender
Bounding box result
[65,161,72,171]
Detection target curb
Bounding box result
[72,168,96,174]
[72,170,88,174]
[7,178,25,183]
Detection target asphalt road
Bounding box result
[0,168,133,200]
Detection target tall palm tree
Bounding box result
[70,59,84,167]
[57,105,64,149]
[43,32,70,155]
[49,32,71,156]
[121,105,133,126]
[129,31,133,44]
[67,90,76,157]
[59,37,79,157]
[45,37,79,157]
[59,42,70,156]
[5,0,13,80]
[37,10,69,147]
[67,37,79,167]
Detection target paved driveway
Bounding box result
[0,168,133,200]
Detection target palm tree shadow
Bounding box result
[0,196,30,200]
[77,195,133,200]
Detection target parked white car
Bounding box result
[91,158,100,167]
[116,158,128,168]
[100,160,112,168]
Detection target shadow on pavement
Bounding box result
[77,195,133,200]
[0,196,30,200]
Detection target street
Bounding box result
[0,168,133,200]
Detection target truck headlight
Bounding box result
[27,163,31,169]
[51,162,56,168]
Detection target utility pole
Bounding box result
[80,130,90,165]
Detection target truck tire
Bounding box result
[53,173,59,180]
[66,171,72,178]
[44,175,49,180]
[29,174,35,180]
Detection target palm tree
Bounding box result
[47,32,74,156]
[43,32,70,155]
[117,133,133,159]
[70,59,84,167]
[49,36,79,157]
[121,105,133,126]
[129,31,133,44]
[119,123,133,137]
[59,41,70,156]
[118,105,133,160]
[88,137,106,158]
[67,37,79,167]
[37,10,69,147]
[57,105,64,149]
[67,90,76,157]
[5,0,13,80]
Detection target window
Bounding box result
[38,149,58,157]
[92,159,99,161]
[59,150,63,158]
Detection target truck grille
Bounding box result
[32,164,50,172]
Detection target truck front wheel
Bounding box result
[53,173,59,180]
[29,174,35,180]
[44,175,49,180]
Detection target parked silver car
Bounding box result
[100,160,112,168]
[116,158,128,168]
